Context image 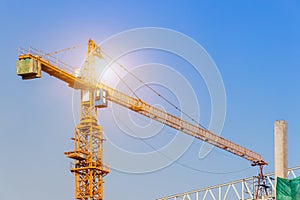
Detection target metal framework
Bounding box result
[64,40,109,200]
[157,166,300,200]
[17,40,268,200]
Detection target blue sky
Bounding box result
[0,1,299,200]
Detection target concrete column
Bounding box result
[274,120,288,180]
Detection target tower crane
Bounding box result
[16,39,268,200]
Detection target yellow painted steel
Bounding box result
[64,40,108,200]
[17,40,267,200]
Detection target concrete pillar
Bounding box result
[274,120,288,180]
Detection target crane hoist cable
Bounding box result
[101,49,208,131]
[102,56,142,101]
[110,106,252,175]
[89,50,251,175]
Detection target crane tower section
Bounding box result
[64,40,109,200]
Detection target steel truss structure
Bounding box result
[157,166,300,200]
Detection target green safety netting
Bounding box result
[276,176,300,200]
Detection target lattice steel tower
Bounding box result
[64,39,109,200]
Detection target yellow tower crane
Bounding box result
[16,39,268,200]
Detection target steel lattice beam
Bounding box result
[157,166,300,200]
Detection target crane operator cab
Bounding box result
[16,57,41,79]
[95,89,108,108]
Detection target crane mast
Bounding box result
[16,39,267,200]
[63,40,109,200]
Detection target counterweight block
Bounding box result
[16,57,41,79]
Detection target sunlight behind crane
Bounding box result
[94,57,137,92]
[96,65,119,86]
